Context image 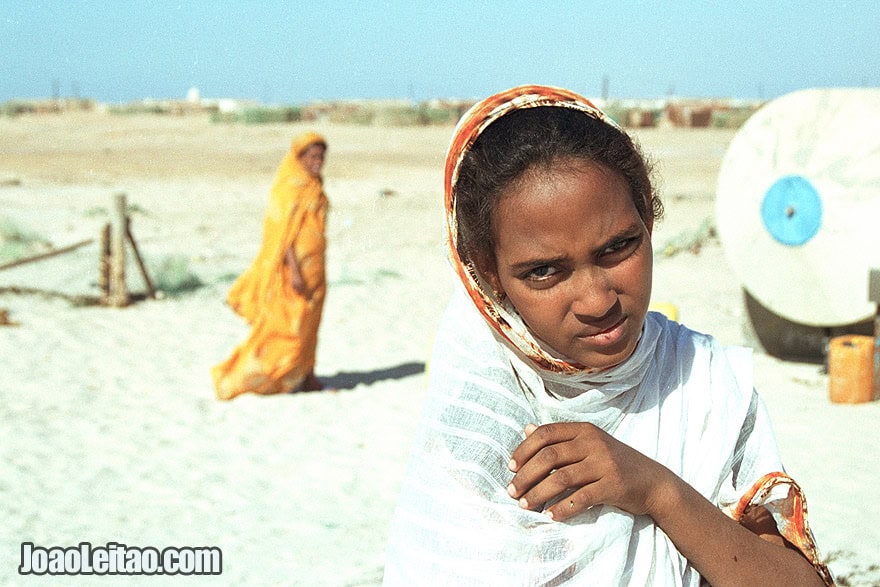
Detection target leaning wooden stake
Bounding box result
[125,217,157,300]
[0,238,94,272]
[109,192,129,307]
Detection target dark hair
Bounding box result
[454,107,662,269]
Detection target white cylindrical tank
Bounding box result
[716,88,880,329]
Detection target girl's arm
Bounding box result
[507,422,826,587]
[647,463,825,586]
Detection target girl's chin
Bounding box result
[576,354,627,371]
[569,338,640,371]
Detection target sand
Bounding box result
[0,111,877,586]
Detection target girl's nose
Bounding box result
[569,269,617,319]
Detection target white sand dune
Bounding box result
[1,114,877,585]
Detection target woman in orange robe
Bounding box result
[213,132,329,400]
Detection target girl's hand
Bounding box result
[506,422,675,522]
[509,423,828,585]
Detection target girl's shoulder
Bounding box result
[647,310,754,399]
[648,310,750,360]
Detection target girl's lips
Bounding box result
[576,316,627,346]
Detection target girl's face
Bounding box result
[488,159,653,370]
[299,143,326,177]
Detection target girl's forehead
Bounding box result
[493,162,642,242]
[499,158,615,199]
[501,160,626,205]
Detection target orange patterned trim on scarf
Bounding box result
[443,85,618,375]
[732,472,835,585]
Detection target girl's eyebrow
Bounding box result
[506,221,645,272]
[600,222,645,248]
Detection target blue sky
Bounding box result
[2,1,877,103]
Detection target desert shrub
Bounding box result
[151,255,204,296]
[212,106,302,124]
[417,104,461,125]
[2,101,33,117]
[240,106,302,124]
[326,107,375,125]
[128,203,149,216]
[711,108,757,129]
[660,218,717,257]
[83,202,148,218]
[374,105,423,126]
[0,217,51,264]
[600,103,627,126]
[379,104,464,126]
[210,111,234,123]
[108,103,167,115]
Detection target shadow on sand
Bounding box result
[321,361,426,391]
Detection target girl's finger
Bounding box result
[509,422,578,471]
[510,448,595,507]
[545,482,603,522]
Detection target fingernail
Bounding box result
[507,459,516,471]
[506,484,516,497]
[518,497,529,509]
[544,510,554,520]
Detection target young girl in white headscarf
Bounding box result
[383,85,832,586]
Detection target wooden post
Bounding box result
[869,268,880,399]
[99,223,111,304]
[109,192,129,307]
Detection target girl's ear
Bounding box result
[487,272,505,300]
[472,252,505,299]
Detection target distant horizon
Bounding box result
[3,2,878,105]
[4,88,781,105]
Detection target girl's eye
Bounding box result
[602,236,639,257]
[524,265,558,281]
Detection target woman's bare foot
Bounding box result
[299,372,324,392]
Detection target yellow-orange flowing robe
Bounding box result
[212,132,328,400]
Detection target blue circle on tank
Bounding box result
[760,175,823,246]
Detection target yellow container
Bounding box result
[828,335,877,404]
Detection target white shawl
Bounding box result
[384,287,787,586]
